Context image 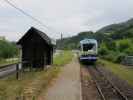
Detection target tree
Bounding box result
[0,40,19,59]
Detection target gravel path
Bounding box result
[38,58,82,100]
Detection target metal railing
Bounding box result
[122,56,133,66]
[0,61,28,79]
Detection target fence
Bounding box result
[122,56,133,66]
[0,60,49,79]
[0,61,28,79]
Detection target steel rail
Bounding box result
[96,67,128,100]
[88,66,128,100]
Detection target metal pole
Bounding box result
[61,33,63,50]
[16,64,19,80]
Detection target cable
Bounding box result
[3,0,56,33]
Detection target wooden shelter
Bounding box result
[17,27,54,69]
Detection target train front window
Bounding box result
[83,44,94,51]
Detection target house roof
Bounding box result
[17,27,55,46]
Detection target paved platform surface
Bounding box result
[39,59,82,100]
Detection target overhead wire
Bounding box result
[2,0,58,34]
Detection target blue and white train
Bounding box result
[79,39,98,62]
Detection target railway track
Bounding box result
[88,66,128,100]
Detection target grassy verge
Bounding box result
[53,51,73,66]
[0,58,19,67]
[98,59,133,86]
[0,67,61,100]
[0,51,73,100]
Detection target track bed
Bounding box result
[88,66,128,100]
[97,66,133,100]
[81,66,100,100]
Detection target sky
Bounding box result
[0,0,133,41]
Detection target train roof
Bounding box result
[80,39,97,44]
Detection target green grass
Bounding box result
[0,51,74,100]
[98,59,133,86]
[53,51,73,66]
[0,59,19,67]
[0,67,61,100]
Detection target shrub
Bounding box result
[124,47,133,55]
[117,39,132,52]
[99,43,109,56]
[103,51,118,62]
[106,40,117,51]
[114,53,126,63]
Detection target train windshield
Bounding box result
[83,43,95,51]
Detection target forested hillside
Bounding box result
[57,18,133,63]
[57,31,94,49]
[57,31,111,50]
[97,18,133,34]
[57,18,133,50]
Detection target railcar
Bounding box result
[79,39,98,62]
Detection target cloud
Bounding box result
[0,0,133,41]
